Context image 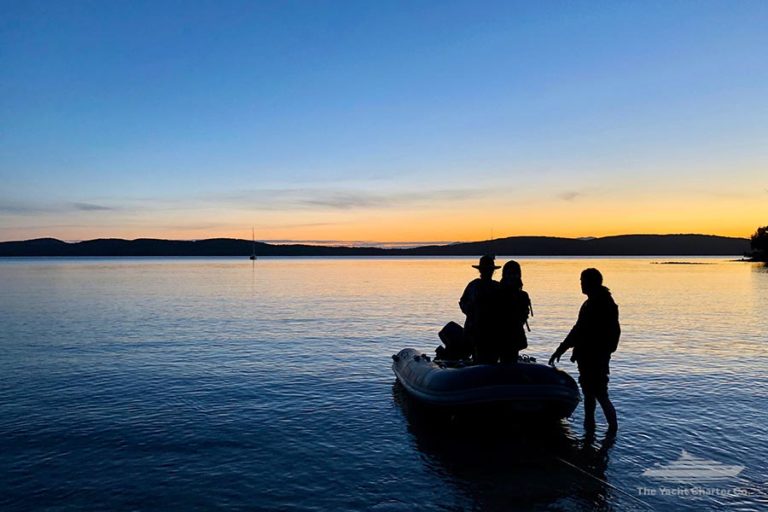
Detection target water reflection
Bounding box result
[392,382,622,511]
[3,257,764,510]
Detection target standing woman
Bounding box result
[498,260,532,363]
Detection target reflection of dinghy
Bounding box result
[642,450,744,482]
[391,348,579,419]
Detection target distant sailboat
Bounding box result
[249,228,257,260]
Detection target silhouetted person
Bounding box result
[497,260,532,363]
[460,255,501,364]
[549,268,619,433]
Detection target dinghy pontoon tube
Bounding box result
[392,348,580,418]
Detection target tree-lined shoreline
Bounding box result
[751,226,767,261]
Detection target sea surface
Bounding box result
[1,257,766,511]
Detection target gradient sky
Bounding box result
[1,0,766,244]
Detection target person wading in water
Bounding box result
[549,268,620,434]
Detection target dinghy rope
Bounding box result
[555,456,656,511]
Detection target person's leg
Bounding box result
[596,389,618,433]
[499,348,518,364]
[583,390,597,431]
[474,346,496,364]
[475,335,501,364]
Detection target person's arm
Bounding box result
[459,281,474,315]
[521,291,531,320]
[607,303,621,352]
[549,303,585,365]
[516,290,532,331]
[549,326,578,365]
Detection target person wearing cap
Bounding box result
[549,268,620,433]
[459,255,502,364]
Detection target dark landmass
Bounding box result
[0,234,750,257]
[404,234,749,256]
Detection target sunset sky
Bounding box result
[2,1,766,244]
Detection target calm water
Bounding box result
[1,257,766,511]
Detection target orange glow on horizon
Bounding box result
[2,187,764,243]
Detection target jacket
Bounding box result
[555,287,620,364]
[459,278,501,343]
[499,287,530,351]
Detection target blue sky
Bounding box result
[1,0,766,242]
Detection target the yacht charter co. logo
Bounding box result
[643,450,744,483]
[638,450,753,499]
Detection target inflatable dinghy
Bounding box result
[392,348,579,418]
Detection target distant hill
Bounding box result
[0,234,750,257]
[0,237,389,257]
[404,234,750,256]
